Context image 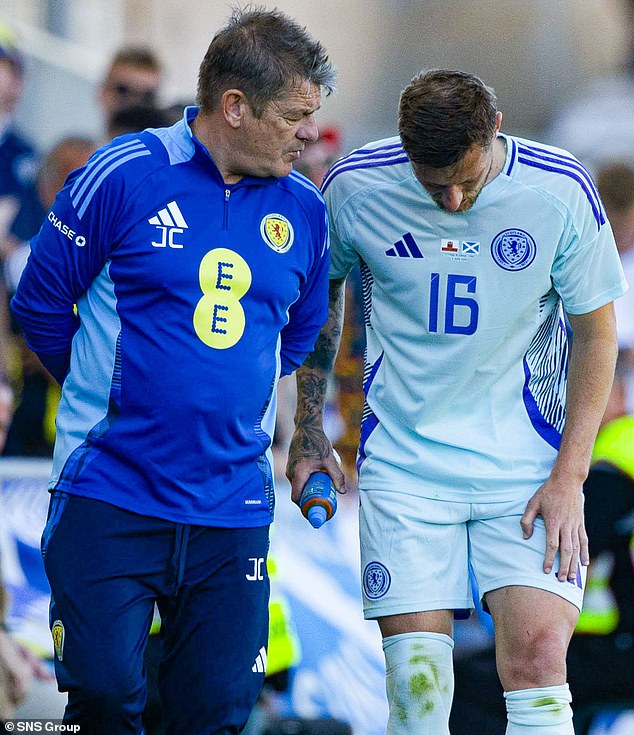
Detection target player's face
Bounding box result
[237,81,321,180]
[411,143,494,213]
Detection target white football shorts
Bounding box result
[359,489,586,619]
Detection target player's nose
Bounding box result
[441,185,463,212]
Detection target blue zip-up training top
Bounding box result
[11,107,330,527]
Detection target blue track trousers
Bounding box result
[42,492,270,734]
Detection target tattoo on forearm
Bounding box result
[304,279,345,372]
[295,371,328,421]
[287,280,347,472]
[304,323,340,371]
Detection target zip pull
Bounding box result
[223,188,230,229]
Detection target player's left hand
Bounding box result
[520,476,589,582]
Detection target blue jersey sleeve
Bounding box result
[279,219,330,376]
[10,152,124,375]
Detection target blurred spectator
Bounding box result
[4,135,97,268]
[0,23,38,377]
[0,23,38,239]
[2,135,96,457]
[596,163,634,338]
[107,104,171,140]
[596,161,634,411]
[98,46,163,140]
[545,0,634,173]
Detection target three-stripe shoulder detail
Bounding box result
[322,142,409,193]
[70,139,152,220]
[287,169,325,202]
[515,141,605,230]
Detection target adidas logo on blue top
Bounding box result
[385,232,424,258]
[149,200,189,249]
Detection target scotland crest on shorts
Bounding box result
[363,561,391,599]
[52,619,65,661]
[260,213,294,253]
[490,228,536,271]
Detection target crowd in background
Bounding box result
[0,12,632,734]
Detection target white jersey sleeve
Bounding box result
[510,137,627,314]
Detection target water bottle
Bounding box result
[299,471,337,528]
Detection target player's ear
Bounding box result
[494,111,503,136]
[222,89,248,129]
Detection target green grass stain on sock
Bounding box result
[532,697,566,715]
[397,702,408,723]
[533,698,558,707]
[409,668,438,717]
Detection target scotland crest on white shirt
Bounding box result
[491,228,536,271]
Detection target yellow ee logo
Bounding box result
[193,248,252,349]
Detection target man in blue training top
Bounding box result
[10,8,336,734]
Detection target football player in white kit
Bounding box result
[287,70,627,735]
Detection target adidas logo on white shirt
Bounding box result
[252,646,267,674]
[149,200,189,249]
[385,232,424,259]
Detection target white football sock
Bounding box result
[382,631,454,735]
[505,684,574,734]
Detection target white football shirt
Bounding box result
[323,134,627,502]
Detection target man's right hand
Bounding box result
[286,427,345,505]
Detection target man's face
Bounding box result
[0,58,23,116]
[411,142,494,213]
[101,63,161,117]
[231,81,321,181]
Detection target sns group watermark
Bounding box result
[3,723,80,733]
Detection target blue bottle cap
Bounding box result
[307,505,328,529]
